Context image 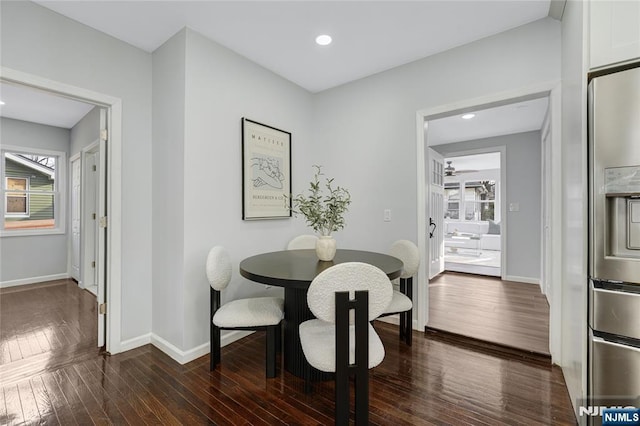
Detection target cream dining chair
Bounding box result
[207,246,284,378]
[286,234,318,250]
[299,262,393,425]
[379,239,419,346]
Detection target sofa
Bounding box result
[443,220,501,251]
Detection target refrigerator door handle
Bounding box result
[594,336,640,353]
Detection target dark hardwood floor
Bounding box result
[0,279,101,388]
[429,272,550,355]
[0,279,576,425]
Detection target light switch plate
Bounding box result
[509,202,520,212]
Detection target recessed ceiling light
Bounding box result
[0,100,5,105]
[315,34,332,46]
[461,113,475,120]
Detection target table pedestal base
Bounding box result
[284,288,334,381]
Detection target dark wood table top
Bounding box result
[239,249,404,289]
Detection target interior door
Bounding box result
[427,148,445,279]
[541,126,552,299]
[83,149,98,290]
[96,108,107,348]
[70,156,81,282]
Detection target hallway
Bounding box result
[428,272,550,355]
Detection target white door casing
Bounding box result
[542,122,552,299]
[80,109,107,349]
[427,148,445,279]
[96,108,108,348]
[70,155,81,283]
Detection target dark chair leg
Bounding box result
[304,363,313,394]
[335,292,351,425]
[399,278,406,341]
[266,325,277,378]
[210,288,221,371]
[211,324,221,371]
[406,309,412,346]
[335,365,349,425]
[354,369,369,425]
[405,277,413,346]
[276,321,282,354]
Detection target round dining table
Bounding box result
[239,249,403,381]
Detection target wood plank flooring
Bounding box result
[0,279,101,387]
[428,272,550,355]
[0,279,576,425]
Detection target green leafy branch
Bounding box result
[286,165,351,236]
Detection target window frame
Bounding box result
[5,176,30,217]
[1,145,66,237]
[444,178,499,223]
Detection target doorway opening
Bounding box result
[440,152,502,277]
[0,68,122,356]
[416,84,562,360]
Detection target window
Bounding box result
[444,183,460,219]
[444,180,497,222]
[6,177,29,215]
[1,147,66,235]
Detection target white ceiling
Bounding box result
[1,1,552,132]
[427,97,549,146]
[34,0,552,93]
[445,152,500,173]
[0,82,94,129]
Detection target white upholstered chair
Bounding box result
[380,239,419,346]
[207,246,284,378]
[286,234,318,250]
[299,262,393,425]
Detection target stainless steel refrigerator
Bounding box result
[588,64,640,425]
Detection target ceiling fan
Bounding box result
[444,160,478,176]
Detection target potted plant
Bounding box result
[288,165,351,261]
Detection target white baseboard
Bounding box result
[151,330,254,365]
[0,273,69,288]
[119,333,151,353]
[504,275,540,285]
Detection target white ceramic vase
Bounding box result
[315,235,337,261]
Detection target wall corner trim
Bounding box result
[119,333,152,353]
[150,330,254,365]
[504,275,541,285]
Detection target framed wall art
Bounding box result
[241,118,292,220]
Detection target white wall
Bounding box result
[1,1,153,341]
[150,28,315,353]
[151,29,187,348]
[311,18,560,256]
[434,131,542,281]
[0,117,70,284]
[70,106,100,156]
[560,0,588,417]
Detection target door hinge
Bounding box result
[100,129,108,142]
[99,303,107,315]
[92,165,97,172]
[99,216,108,228]
[92,213,96,220]
[92,261,96,268]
